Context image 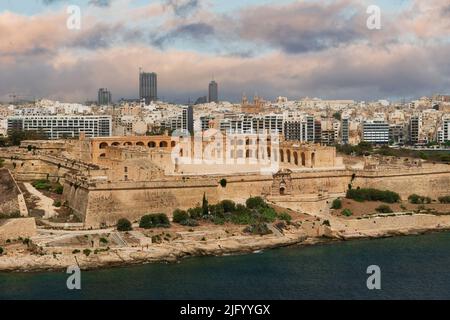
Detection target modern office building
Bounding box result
[409,115,421,145]
[362,120,389,144]
[341,117,349,144]
[98,88,112,106]
[284,120,303,141]
[389,124,407,145]
[7,115,112,139]
[208,81,218,103]
[182,106,194,135]
[442,118,450,143]
[306,116,315,142]
[139,71,157,104]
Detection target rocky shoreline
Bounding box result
[2,220,450,273]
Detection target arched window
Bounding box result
[148,141,156,148]
[301,152,306,166]
[294,152,299,166]
[99,142,108,149]
[160,141,168,148]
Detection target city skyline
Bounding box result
[0,0,450,103]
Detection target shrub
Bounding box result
[408,194,432,204]
[322,220,331,227]
[32,179,51,191]
[331,199,342,209]
[231,211,257,225]
[220,200,236,213]
[246,197,268,209]
[208,204,225,217]
[219,178,227,188]
[342,209,353,217]
[346,188,400,203]
[117,218,132,231]
[260,207,277,223]
[83,249,91,257]
[212,216,226,225]
[439,196,450,204]
[180,219,200,227]
[172,209,189,223]
[188,207,203,220]
[72,249,80,254]
[375,205,393,214]
[139,214,171,229]
[244,223,272,235]
[0,247,3,255]
[54,184,64,195]
[99,237,108,244]
[278,212,292,223]
[53,200,62,208]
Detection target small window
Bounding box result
[124,166,128,173]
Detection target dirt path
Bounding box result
[23,183,57,219]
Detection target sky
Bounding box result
[0,0,449,103]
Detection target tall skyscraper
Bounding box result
[98,88,112,105]
[139,70,157,104]
[208,80,218,103]
[182,105,194,135]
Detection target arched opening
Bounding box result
[148,141,156,148]
[160,141,168,148]
[171,141,176,147]
[294,152,299,166]
[123,142,132,146]
[112,142,120,147]
[280,150,284,162]
[136,142,145,147]
[99,142,108,149]
[246,150,251,158]
[267,147,271,159]
[301,152,306,166]
[311,153,316,167]
[279,181,286,195]
[286,150,291,163]
[99,153,106,158]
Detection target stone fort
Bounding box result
[2,132,449,228]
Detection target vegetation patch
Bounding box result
[375,205,394,214]
[346,188,400,203]
[139,214,171,229]
[117,218,132,232]
[408,194,432,204]
[438,196,450,204]
[331,199,342,209]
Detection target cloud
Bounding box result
[42,0,114,6]
[151,22,215,48]
[164,0,201,17]
[1,0,450,102]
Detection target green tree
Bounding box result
[139,214,170,229]
[246,197,268,209]
[117,218,132,231]
[331,199,342,209]
[202,193,209,216]
[219,178,227,188]
[172,209,189,224]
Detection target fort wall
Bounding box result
[63,167,450,228]
[0,218,37,243]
